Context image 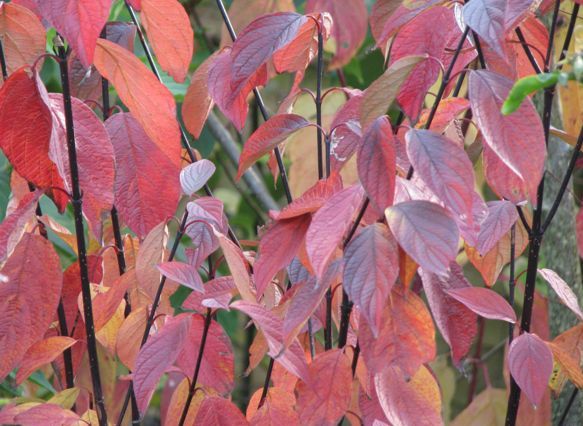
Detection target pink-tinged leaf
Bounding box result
[296,349,352,425]
[133,314,192,415]
[207,47,268,130]
[176,314,234,394]
[180,159,216,196]
[306,184,365,278]
[194,396,248,425]
[369,0,444,54]
[0,3,46,74]
[247,387,299,425]
[231,12,308,89]
[359,287,435,377]
[157,261,204,293]
[128,0,141,9]
[0,69,67,209]
[419,264,478,364]
[237,114,310,179]
[16,336,76,384]
[140,0,193,82]
[270,172,343,220]
[92,273,130,330]
[186,199,223,269]
[0,191,39,263]
[272,15,322,75]
[305,0,367,68]
[417,97,470,132]
[183,276,235,312]
[477,200,518,255]
[508,332,553,407]
[360,55,424,128]
[463,0,534,59]
[482,142,530,204]
[357,116,396,214]
[374,365,443,426]
[254,215,312,298]
[0,234,63,381]
[577,208,583,258]
[105,113,181,239]
[48,94,115,238]
[406,128,478,243]
[14,403,80,426]
[386,200,459,276]
[34,0,112,67]
[94,39,181,168]
[217,233,256,302]
[343,223,398,335]
[183,52,218,139]
[390,7,473,120]
[446,287,516,323]
[329,92,363,171]
[469,70,545,204]
[231,300,309,381]
[538,269,583,321]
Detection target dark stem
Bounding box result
[508,225,516,344]
[351,343,360,376]
[178,309,213,426]
[56,44,108,426]
[257,356,275,409]
[558,388,579,426]
[467,317,485,404]
[56,302,75,390]
[215,0,293,204]
[515,27,542,74]
[316,30,324,180]
[116,211,189,425]
[516,206,532,235]
[0,38,7,80]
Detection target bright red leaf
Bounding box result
[194,396,248,425]
[34,0,112,67]
[508,332,553,407]
[386,200,459,276]
[183,52,218,139]
[16,336,77,385]
[105,113,181,239]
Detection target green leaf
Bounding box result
[502,72,559,115]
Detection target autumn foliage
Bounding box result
[0,0,583,425]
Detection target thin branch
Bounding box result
[558,388,579,426]
[515,27,543,74]
[516,206,532,235]
[508,225,516,345]
[56,43,107,426]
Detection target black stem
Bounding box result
[57,44,107,426]
[316,30,324,180]
[508,225,516,345]
[116,212,189,425]
[0,39,7,80]
[515,27,542,74]
[178,309,212,426]
[505,3,563,424]
[56,302,75,390]
[214,0,293,204]
[257,356,275,408]
[516,206,532,235]
[558,388,579,426]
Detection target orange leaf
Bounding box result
[16,336,76,385]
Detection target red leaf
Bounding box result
[419,263,478,364]
[0,2,46,74]
[247,387,299,425]
[183,276,235,312]
[94,38,181,168]
[386,200,459,276]
[133,314,192,415]
[183,52,218,139]
[406,129,478,243]
[0,234,63,381]
[105,113,181,239]
[359,287,435,377]
[446,287,517,323]
[0,68,66,208]
[34,0,112,67]
[140,0,193,83]
[14,403,80,426]
[270,172,343,220]
[482,142,530,204]
[16,336,76,384]
[176,314,235,394]
[230,12,308,90]
[374,365,442,426]
[217,232,255,302]
[306,184,365,278]
[157,261,204,293]
[463,0,534,59]
[48,94,115,238]
[343,223,398,335]
[254,215,312,298]
[417,97,470,132]
[390,7,473,120]
[357,116,396,214]
[207,47,268,130]
[508,332,553,407]
[538,268,583,321]
[577,208,583,258]
[469,70,545,204]
[92,273,130,330]
[0,191,39,263]
[477,200,518,255]
[305,0,367,68]
[237,114,310,179]
[231,300,309,381]
[296,349,352,425]
[194,396,248,425]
